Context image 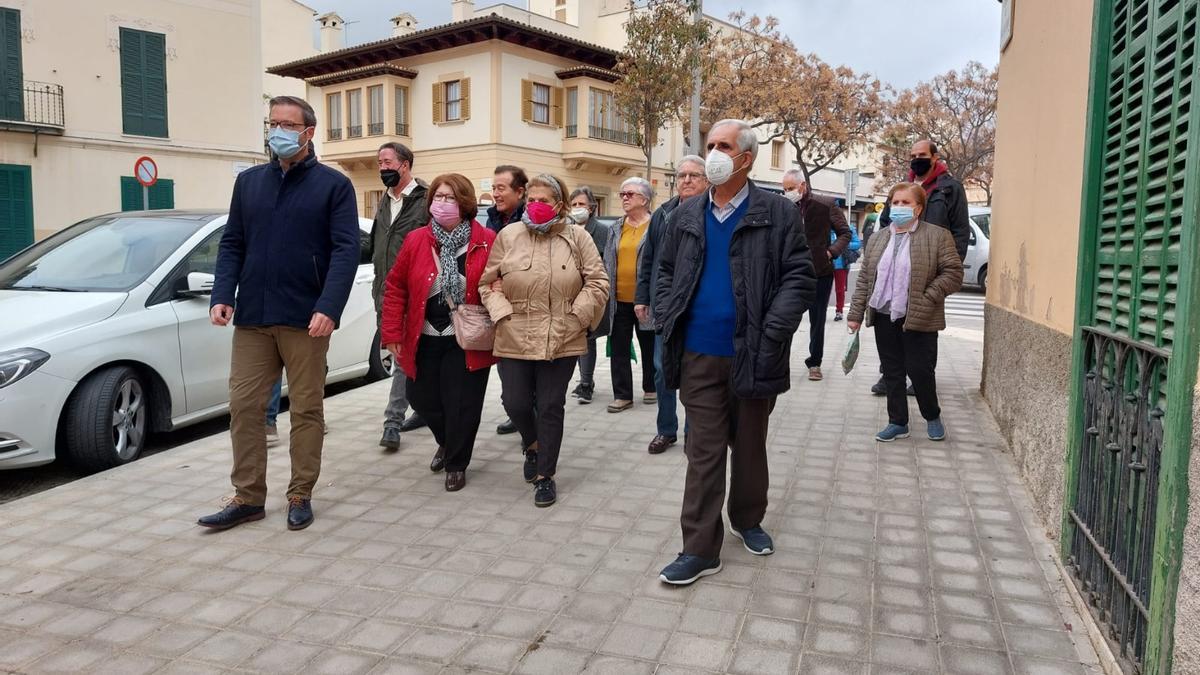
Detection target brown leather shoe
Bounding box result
[429,446,446,473]
[648,435,677,454]
[445,470,465,492]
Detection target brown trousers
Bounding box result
[229,326,329,505]
[679,351,775,559]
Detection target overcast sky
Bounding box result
[299,0,1000,89]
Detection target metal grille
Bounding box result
[1070,328,1168,673]
[327,128,342,141]
[19,81,63,127]
[395,122,409,137]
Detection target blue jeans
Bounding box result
[653,335,679,437]
[265,377,282,426]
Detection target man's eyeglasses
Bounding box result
[267,121,309,132]
[618,192,640,199]
[675,172,704,181]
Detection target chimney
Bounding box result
[451,0,474,22]
[391,12,418,37]
[316,12,345,52]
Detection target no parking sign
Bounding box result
[133,156,158,210]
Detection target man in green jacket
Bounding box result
[367,142,429,450]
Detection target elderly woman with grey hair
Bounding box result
[603,176,657,413]
[567,186,613,403]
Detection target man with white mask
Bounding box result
[652,119,816,585]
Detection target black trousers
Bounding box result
[804,275,834,368]
[610,302,656,400]
[872,317,940,426]
[498,356,576,478]
[406,336,491,472]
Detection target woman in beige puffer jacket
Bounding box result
[480,173,609,508]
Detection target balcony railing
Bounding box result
[588,125,638,146]
[395,122,410,137]
[566,124,577,138]
[0,81,65,128]
[348,125,362,138]
[327,127,342,141]
[368,122,383,136]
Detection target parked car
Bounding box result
[966,206,991,293]
[0,210,388,472]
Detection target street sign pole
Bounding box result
[143,186,149,210]
[134,156,158,211]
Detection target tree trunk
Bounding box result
[644,120,654,181]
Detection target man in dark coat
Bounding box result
[653,120,815,586]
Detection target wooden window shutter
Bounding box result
[460,77,470,120]
[0,9,23,123]
[119,28,168,138]
[0,164,32,259]
[552,86,564,127]
[432,81,444,124]
[521,80,533,123]
[119,29,145,135]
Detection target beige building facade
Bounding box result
[986,0,1200,672]
[0,0,274,256]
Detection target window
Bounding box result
[326,92,342,140]
[394,85,409,136]
[367,85,384,136]
[445,80,462,121]
[589,89,636,145]
[531,83,550,125]
[119,27,168,137]
[771,140,784,169]
[347,88,362,137]
[565,87,577,137]
[0,163,32,260]
[0,9,23,122]
[522,80,562,127]
[120,176,174,211]
[971,213,991,238]
[363,189,384,219]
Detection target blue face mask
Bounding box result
[268,126,306,159]
[889,206,915,226]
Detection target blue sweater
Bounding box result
[684,198,751,356]
[212,152,360,329]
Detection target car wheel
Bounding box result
[978,265,988,294]
[366,328,396,381]
[63,366,148,473]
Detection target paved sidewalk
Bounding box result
[0,315,1103,674]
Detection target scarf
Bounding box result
[868,223,918,322]
[908,160,949,191]
[431,220,472,306]
[521,210,561,235]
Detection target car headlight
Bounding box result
[0,348,50,389]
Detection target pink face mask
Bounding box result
[429,200,461,227]
[524,201,558,225]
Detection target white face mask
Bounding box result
[705,148,739,185]
[569,207,590,224]
[783,190,802,204]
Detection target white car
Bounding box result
[0,210,392,472]
[965,206,991,292]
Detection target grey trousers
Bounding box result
[383,369,410,430]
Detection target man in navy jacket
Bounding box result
[199,96,359,532]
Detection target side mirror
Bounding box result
[178,272,214,298]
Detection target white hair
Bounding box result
[710,119,759,162]
[621,176,654,203]
[782,168,806,185]
[677,154,705,170]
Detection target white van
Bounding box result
[965,206,991,292]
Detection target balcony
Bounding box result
[348,125,362,138]
[589,125,638,146]
[0,81,65,133]
[368,122,383,136]
[566,124,577,138]
[328,127,343,141]
[395,122,410,137]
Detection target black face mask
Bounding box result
[910,157,933,177]
[380,170,401,188]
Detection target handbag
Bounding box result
[842,329,861,374]
[431,246,495,351]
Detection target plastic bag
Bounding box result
[842,330,860,374]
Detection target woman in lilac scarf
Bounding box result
[847,183,964,443]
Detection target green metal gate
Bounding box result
[1067,1,1200,673]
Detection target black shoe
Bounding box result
[430,446,446,473]
[379,427,401,451]
[659,553,722,585]
[400,413,426,433]
[577,385,594,404]
[286,497,313,531]
[571,384,583,398]
[648,435,677,454]
[533,477,556,507]
[834,312,844,322]
[197,500,265,531]
[871,377,886,396]
[445,470,465,492]
[497,418,518,435]
[523,446,538,483]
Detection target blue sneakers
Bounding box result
[659,554,722,585]
[876,424,910,442]
[927,418,946,441]
[730,525,775,555]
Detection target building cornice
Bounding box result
[555,65,620,83]
[306,63,418,86]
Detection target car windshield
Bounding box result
[0,214,208,292]
[971,214,991,239]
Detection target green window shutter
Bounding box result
[0,9,22,122]
[121,176,173,210]
[119,28,168,137]
[0,164,33,260]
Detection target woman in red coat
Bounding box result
[381,173,498,491]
